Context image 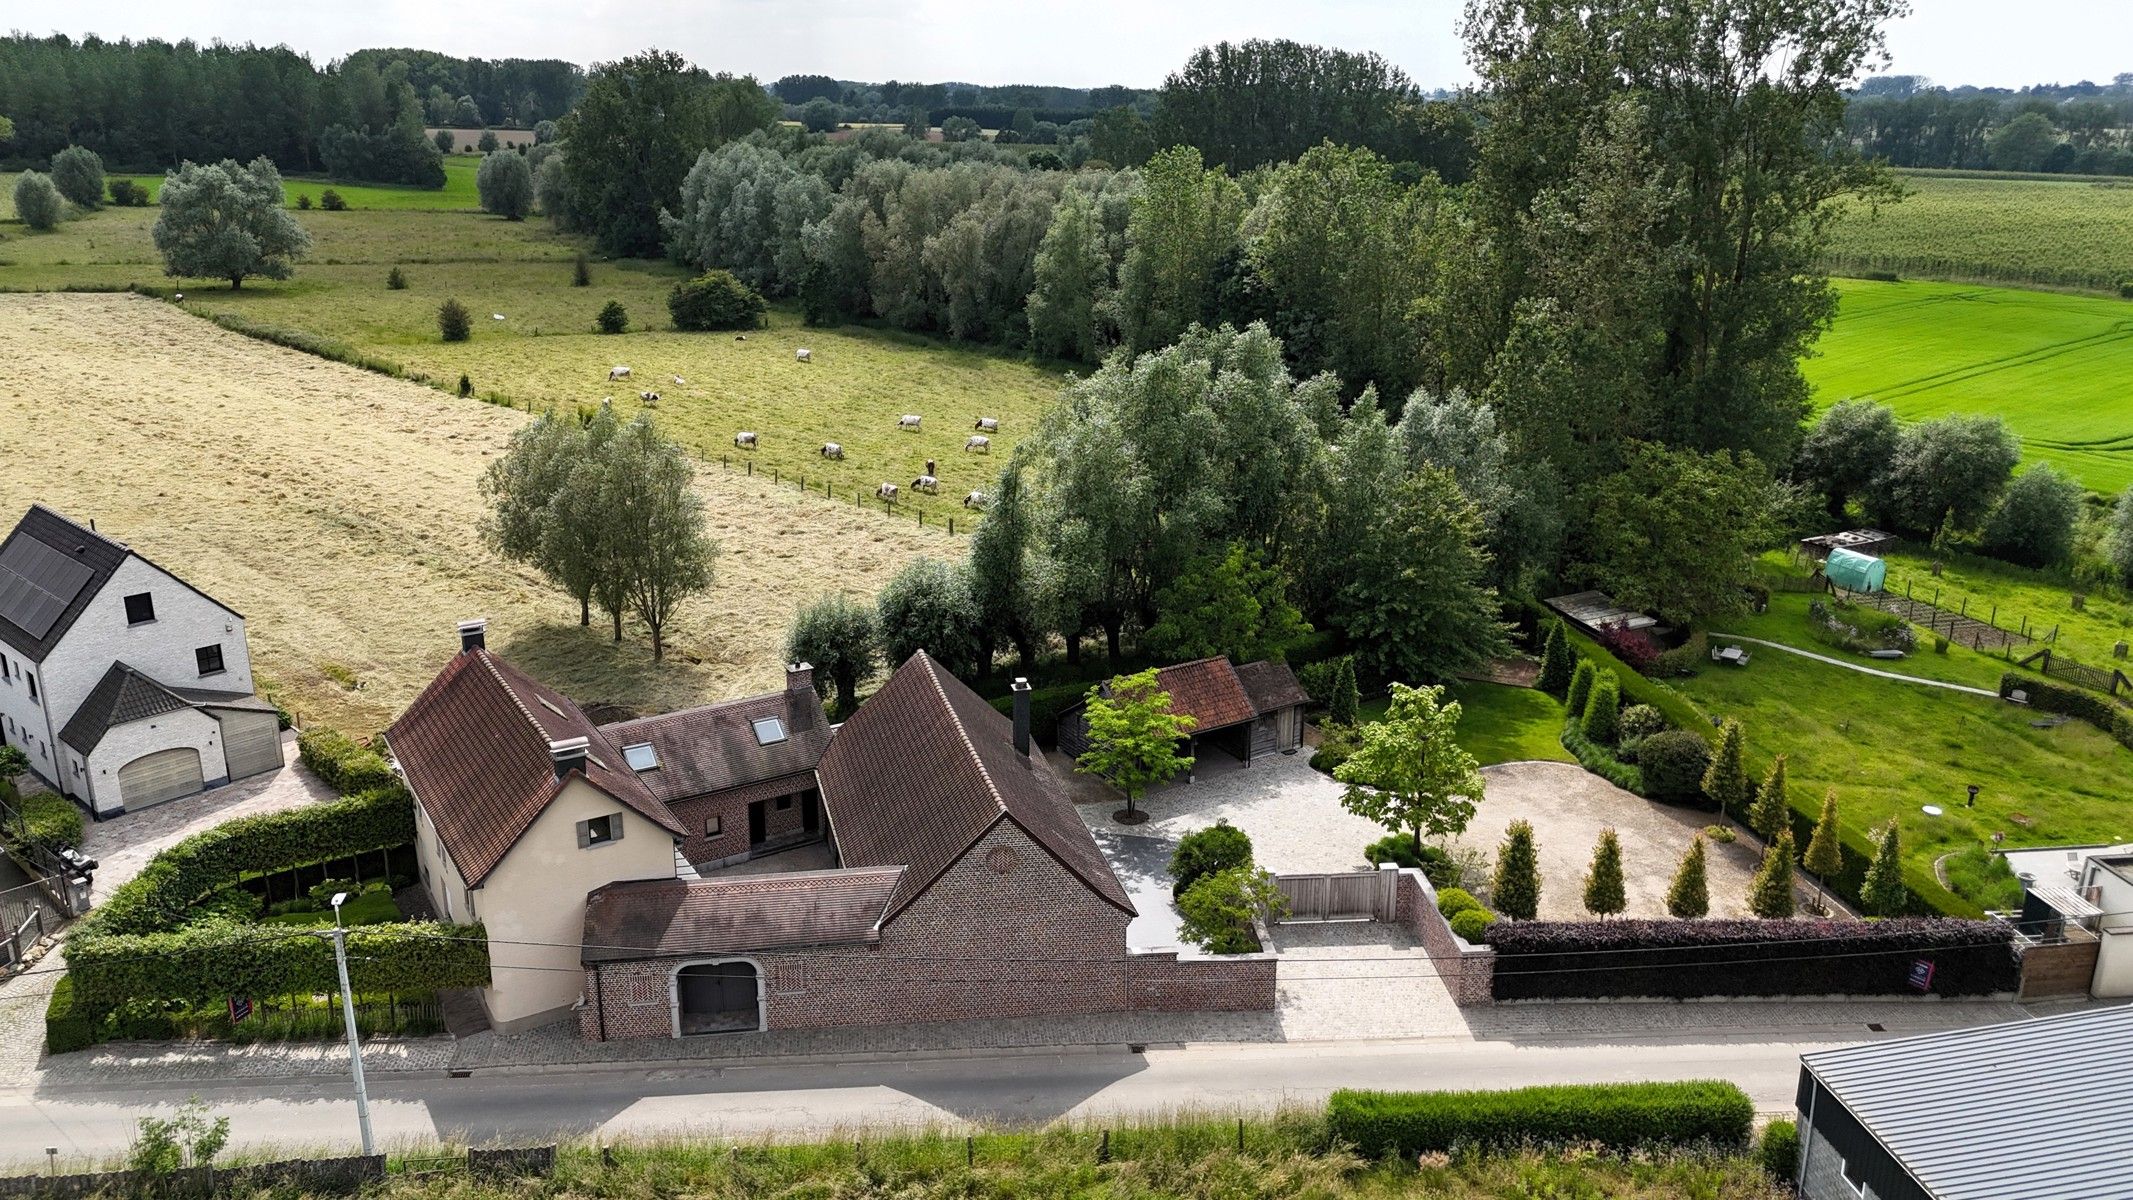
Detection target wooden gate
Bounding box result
[1276,870,1397,923]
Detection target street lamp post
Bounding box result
[325,893,376,1156]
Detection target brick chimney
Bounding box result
[549,736,590,780]
[1011,677,1032,758]
[786,662,817,731]
[457,618,487,654]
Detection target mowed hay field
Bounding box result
[0,292,950,735]
[1805,278,2133,492]
[1823,171,2133,293]
[0,198,1068,516]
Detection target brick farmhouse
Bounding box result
[385,624,1274,1039]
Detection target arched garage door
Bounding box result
[675,961,762,1035]
[118,746,204,810]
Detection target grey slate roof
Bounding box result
[59,663,196,754]
[581,867,902,962]
[1799,1003,2133,1200]
[0,505,129,662]
[598,684,829,805]
[1235,660,1310,715]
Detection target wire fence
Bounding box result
[710,451,969,533]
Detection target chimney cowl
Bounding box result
[1010,677,1033,758]
[457,618,488,654]
[549,736,590,780]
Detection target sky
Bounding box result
[20,0,2133,92]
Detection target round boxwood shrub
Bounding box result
[1638,729,1712,801]
[668,269,766,331]
[1364,834,1462,889]
[1618,704,1667,742]
[1436,887,1480,918]
[1169,822,1253,897]
[1449,908,1497,943]
[1758,1119,1800,1180]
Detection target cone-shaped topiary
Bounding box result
[1493,819,1541,920]
[1803,788,1844,909]
[1749,754,1791,842]
[1537,622,1575,698]
[1701,719,1748,818]
[1581,677,1621,745]
[1583,827,1627,918]
[1860,822,1908,916]
[1328,657,1360,727]
[1666,836,1710,918]
[1565,660,1598,721]
[1749,830,1797,919]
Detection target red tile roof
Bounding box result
[581,868,901,962]
[384,648,684,887]
[817,651,1134,921]
[1152,657,1257,732]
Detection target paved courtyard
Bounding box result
[1457,761,1815,920]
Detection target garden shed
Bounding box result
[1823,547,1886,594]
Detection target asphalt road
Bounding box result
[0,1032,1852,1167]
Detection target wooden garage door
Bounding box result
[218,711,284,781]
[118,747,204,810]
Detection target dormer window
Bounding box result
[124,592,155,625]
[751,716,787,746]
[622,742,659,772]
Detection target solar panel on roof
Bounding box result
[0,534,95,639]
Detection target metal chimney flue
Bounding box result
[457,618,487,654]
[1011,677,1032,758]
[549,736,590,780]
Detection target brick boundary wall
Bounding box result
[1389,867,1495,1006]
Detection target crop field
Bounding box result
[1823,170,2133,292]
[0,157,480,218]
[1804,278,2133,492]
[0,199,1065,516]
[0,292,949,736]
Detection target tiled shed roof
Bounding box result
[581,868,902,962]
[385,648,684,887]
[817,651,1134,921]
[1149,657,1257,732]
[1234,660,1310,715]
[599,684,828,804]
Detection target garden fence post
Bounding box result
[1099,1131,1109,1164]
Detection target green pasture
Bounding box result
[0,158,479,220]
[0,195,1064,516]
[1875,549,2133,668]
[1823,171,2133,292]
[1805,278,2133,492]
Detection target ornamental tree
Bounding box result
[1177,865,1287,954]
[1536,621,1574,697]
[1860,822,1908,917]
[1666,836,1709,918]
[1583,827,1626,918]
[1701,719,1749,818]
[1333,683,1484,858]
[1803,788,1845,910]
[1749,830,1797,919]
[1565,659,1598,721]
[1492,819,1541,921]
[1749,754,1791,843]
[153,157,311,288]
[1075,668,1197,823]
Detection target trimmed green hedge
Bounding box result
[1327,1081,1754,1156]
[2001,672,2133,751]
[9,787,85,850]
[1758,1119,1800,1181]
[44,974,95,1055]
[1560,721,1644,794]
[66,920,490,1014]
[81,787,415,937]
[297,727,400,794]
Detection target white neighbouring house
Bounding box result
[0,505,283,817]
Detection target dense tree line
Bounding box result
[343,48,583,129]
[1845,73,2133,175]
[0,35,578,184]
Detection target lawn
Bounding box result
[257,889,401,927]
[1676,614,2133,913]
[0,292,947,736]
[1875,549,2133,669]
[0,156,481,219]
[1714,589,2011,692]
[1822,170,2133,293]
[1804,277,2133,492]
[1357,680,1573,767]
[0,200,1067,518]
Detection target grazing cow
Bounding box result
[876,482,900,502]
[911,474,940,495]
[963,490,988,510]
[898,414,922,432]
[974,416,999,432]
[735,334,747,342]
[964,435,991,453]
[608,365,632,382]
[820,442,844,460]
[734,431,758,449]
[639,391,661,405]
[795,348,812,362]
[491,313,506,321]
[671,375,687,386]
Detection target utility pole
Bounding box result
[325,893,376,1156]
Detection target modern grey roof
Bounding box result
[59,663,190,754]
[0,505,129,661]
[1800,1004,2133,1200]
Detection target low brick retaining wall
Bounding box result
[1389,867,1495,1006]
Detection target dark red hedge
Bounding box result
[1483,917,2019,1000]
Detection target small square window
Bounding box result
[124,592,156,624]
[622,742,659,771]
[775,795,793,811]
[195,645,226,676]
[583,815,616,846]
[751,716,787,746]
[705,814,722,836]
